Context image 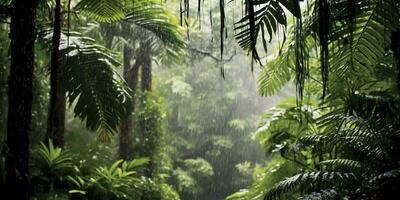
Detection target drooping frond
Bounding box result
[235,0,301,61]
[302,113,397,163]
[318,0,330,98]
[264,172,357,200]
[47,32,131,141]
[256,98,316,154]
[124,0,186,65]
[257,25,317,97]
[75,0,125,22]
[320,159,362,173]
[328,0,400,94]
[257,48,294,96]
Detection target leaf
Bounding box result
[75,0,125,22]
[52,32,131,140]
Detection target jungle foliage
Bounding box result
[0,0,399,200]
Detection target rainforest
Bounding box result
[0,0,400,199]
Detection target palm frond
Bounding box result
[257,48,294,96]
[51,32,131,141]
[328,0,400,94]
[302,113,396,164]
[75,0,125,22]
[235,0,300,60]
[264,172,357,200]
[320,159,362,173]
[256,99,316,154]
[124,1,186,65]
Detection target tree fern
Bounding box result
[124,1,185,65]
[50,32,131,141]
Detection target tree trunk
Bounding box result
[119,45,140,160]
[141,42,152,92]
[139,41,154,176]
[5,0,38,199]
[47,0,65,147]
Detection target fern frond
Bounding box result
[124,1,185,65]
[257,48,294,96]
[320,159,362,173]
[75,0,125,22]
[328,0,400,94]
[235,0,300,60]
[51,32,131,141]
[256,101,316,154]
[264,172,357,200]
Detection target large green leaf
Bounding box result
[75,0,125,22]
[54,32,131,141]
[124,0,186,64]
[235,0,299,60]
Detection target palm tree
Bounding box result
[5,0,39,199]
[46,0,127,147]
[76,0,185,160]
[45,0,185,153]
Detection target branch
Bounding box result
[188,46,236,62]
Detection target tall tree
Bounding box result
[119,44,140,160]
[5,0,38,199]
[47,0,65,147]
[140,40,152,92]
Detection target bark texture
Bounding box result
[139,40,154,177]
[119,45,140,160]
[140,41,152,92]
[5,0,38,199]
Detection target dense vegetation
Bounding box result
[0,0,399,200]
